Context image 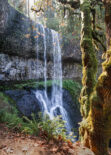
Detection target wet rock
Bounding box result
[0,0,53,59]
[5,90,41,118]
[62,89,81,138]
[5,87,81,138]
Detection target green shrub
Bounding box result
[0,106,25,130]
[22,113,67,140]
[22,113,40,136]
[39,114,67,140]
[0,105,68,140]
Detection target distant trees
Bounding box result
[32,0,81,42]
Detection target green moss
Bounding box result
[80,0,98,118]
[0,92,17,120]
[63,80,81,98]
[14,80,53,89]
[0,92,15,106]
[90,90,99,103]
[63,80,82,109]
[0,80,44,91]
[0,80,81,108]
[80,0,91,10]
[103,51,111,71]
[8,0,25,15]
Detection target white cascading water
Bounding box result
[35,26,72,131]
[25,0,71,132]
[35,25,50,117]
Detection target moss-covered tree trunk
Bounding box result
[79,0,97,117]
[79,0,111,154]
[79,0,97,146]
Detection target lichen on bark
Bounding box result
[89,46,111,155]
[79,0,97,119]
[79,0,111,154]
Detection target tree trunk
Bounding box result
[79,0,97,146]
[79,0,111,154]
[79,0,97,118]
[104,0,111,48]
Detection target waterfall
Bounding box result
[50,30,71,131]
[42,25,47,90]
[16,0,72,131]
[35,26,72,132]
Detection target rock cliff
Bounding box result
[0,0,83,81]
[0,0,102,81]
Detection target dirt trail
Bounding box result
[0,124,96,155]
[0,124,51,155]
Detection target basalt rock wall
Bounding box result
[0,0,102,81]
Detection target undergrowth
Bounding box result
[0,105,74,141]
[0,80,81,141]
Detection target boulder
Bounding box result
[5,89,41,118]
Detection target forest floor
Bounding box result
[0,123,110,155]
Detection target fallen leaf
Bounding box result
[6,148,14,153]
[68,149,75,154]
[24,34,30,38]
[34,143,39,147]
[34,35,39,39]
[22,147,28,152]
[0,145,6,149]
[50,147,58,152]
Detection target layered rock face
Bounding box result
[0,53,83,81]
[0,0,83,81]
[0,0,102,81]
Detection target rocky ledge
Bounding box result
[0,0,103,81]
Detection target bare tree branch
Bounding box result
[58,0,80,9]
[31,6,44,13]
[57,0,103,9]
[92,30,106,51]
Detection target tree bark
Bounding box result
[79,0,97,146]
[79,0,111,154]
[103,0,111,48]
[79,0,97,118]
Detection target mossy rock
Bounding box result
[0,80,82,104]
[0,92,16,115]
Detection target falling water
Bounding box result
[35,25,49,116]
[35,27,72,131]
[23,0,72,132]
[50,30,71,131]
[42,25,47,90]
